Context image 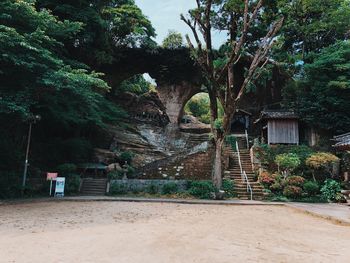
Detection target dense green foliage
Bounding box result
[0,0,126,174]
[188,181,216,199]
[275,153,301,176]
[257,144,343,202]
[222,180,236,198]
[0,0,156,190]
[276,0,350,62]
[37,0,156,65]
[255,144,314,174]
[320,179,342,201]
[161,182,179,195]
[108,180,235,199]
[285,41,350,133]
[303,181,320,196]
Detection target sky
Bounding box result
[135,0,227,48]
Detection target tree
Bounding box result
[306,152,340,181]
[0,0,125,171]
[284,41,350,134]
[37,0,156,65]
[162,30,184,49]
[275,153,301,177]
[181,0,284,191]
[276,0,350,62]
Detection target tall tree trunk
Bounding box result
[213,137,224,190]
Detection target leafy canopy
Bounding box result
[284,41,350,133]
[0,0,123,126]
[0,0,127,171]
[37,0,156,65]
[275,0,350,63]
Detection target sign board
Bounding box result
[55,177,65,197]
[47,173,58,181]
[47,173,58,196]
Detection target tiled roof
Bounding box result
[333,132,350,150]
[260,110,299,120]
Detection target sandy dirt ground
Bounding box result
[0,202,349,263]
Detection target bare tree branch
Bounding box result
[180,14,203,52]
[216,0,264,83]
[234,17,284,102]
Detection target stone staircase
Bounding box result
[224,137,264,200]
[80,178,108,196]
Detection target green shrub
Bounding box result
[109,183,127,195]
[127,166,136,177]
[65,174,81,194]
[275,153,301,176]
[255,144,314,172]
[270,182,283,193]
[120,151,135,165]
[270,195,290,202]
[306,152,340,179]
[303,181,319,196]
[188,181,216,199]
[222,180,235,198]
[107,171,123,180]
[285,176,305,187]
[162,182,179,195]
[146,184,159,195]
[283,185,302,199]
[320,179,341,202]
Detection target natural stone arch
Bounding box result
[100,48,204,128]
[157,82,202,125]
[100,48,288,131]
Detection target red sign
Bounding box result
[47,173,58,181]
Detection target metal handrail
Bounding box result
[243,171,253,200]
[245,129,249,150]
[236,141,253,200]
[236,141,243,175]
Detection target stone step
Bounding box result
[80,179,107,196]
[234,184,263,189]
[226,175,256,178]
[235,190,264,194]
[234,184,263,188]
[228,175,254,178]
[236,192,264,196]
[80,192,106,196]
[82,186,107,189]
[235,184,263,189]
[227,171,254,174]
[226,174,255,177]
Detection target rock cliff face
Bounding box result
[94,89,213,179]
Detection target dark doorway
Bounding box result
[230,110,251,134]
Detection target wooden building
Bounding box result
[256,111,299,145]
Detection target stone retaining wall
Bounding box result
[138,148,214,180]
[109,179,188,193]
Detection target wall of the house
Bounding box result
[268,120,299,144]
